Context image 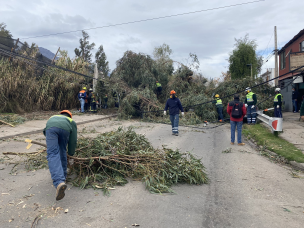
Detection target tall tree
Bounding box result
[74,30,95,63]
[95,45,110,76]
[228,34,263,80]
[0,23,12,38]
[0,23,14,49]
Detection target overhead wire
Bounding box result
[142,66,304,114]
[21,0,265,40]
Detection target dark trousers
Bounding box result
[170,114,179,134]
[90,102,97,113]
[217,107,223,121]
[274,106,282,118]
[45,127,70,188]
[292,99,298,112]
[247,105,257,123]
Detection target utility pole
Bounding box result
[274,26,278,86]
[51,47,60,64]
[93,64,98,93]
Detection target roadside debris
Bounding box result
[4,127,208,195]
[222,148,232,153]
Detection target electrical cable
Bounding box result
[141,65,304,114]
[0,47,98,81]
[261,33,273,57]
[21,0,265,40]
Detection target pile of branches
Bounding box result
[71,127,208,194]
[2,127,208,195]
[0,114,26,126]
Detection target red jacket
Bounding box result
[227,101,247,122]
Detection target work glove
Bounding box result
[251,105,255,109]
[277,105,279,108]
[164,111,166,115]
[181,112,184,116]
[245,104,248,108]
[69,159,74,165]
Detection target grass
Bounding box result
[243,124,304,163]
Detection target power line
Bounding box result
[261,33,273,57]
[21,0,265,40]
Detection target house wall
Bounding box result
[279,33,304,80]
[280,78,294,112]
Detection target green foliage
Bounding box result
[0,49,90,113]
[0,114,26,125]
[229,34,263,80]
[0,23,12,39]
[112,51,156,89]
[70,127,208,195]
[243,124,304,163]
[95,45,110,77]
[74,30,96,63]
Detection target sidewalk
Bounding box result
[280,112,304,153]
[0,114,116,140]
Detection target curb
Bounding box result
[245,138,304,172]
[0,114,117,141]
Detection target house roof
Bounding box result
[278,29,304,54]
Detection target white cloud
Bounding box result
[1,0,303,78]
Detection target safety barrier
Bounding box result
[257,108,282,132]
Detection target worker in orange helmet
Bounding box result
[43,110,77,201]
[164,90,184,136]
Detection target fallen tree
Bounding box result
[2,127,208,195]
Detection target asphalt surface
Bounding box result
[1,119,304,228]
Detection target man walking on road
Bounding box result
[43,110,77,201]
[212,94,224,122]
[164,90,184,136]
[274,88,283,118]
[244,87,257,124]
[227,94,247,146]
[292,87,299,113]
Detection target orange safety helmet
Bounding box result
[170,90,176,95]
[60,110,72,118]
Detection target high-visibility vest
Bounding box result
[246,92,254,103]
[50,115,73,123]
[274,93,282,102]
[91,93,96,103]
[156,82,162,87]
[216,98,222,106]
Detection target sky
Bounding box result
[1,0,303,78]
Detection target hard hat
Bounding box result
[83,87,87,90]
[170,90,176,95]
[60,110,72,118]
[275,88,280,92]
[215,94,220,98]
[245,87,251,92]
[89,88,93,91]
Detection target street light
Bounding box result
[247,64,253,79]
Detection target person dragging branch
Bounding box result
[164,90,184,136]
[43,110,77,200]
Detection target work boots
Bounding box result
[56,183,67,201]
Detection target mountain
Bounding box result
[38,47,59,60]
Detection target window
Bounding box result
[301,40,304,52]
[280,51,286,69]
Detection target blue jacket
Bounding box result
[164,97,184,115]
[78,90,86,99]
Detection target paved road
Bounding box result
[1,119,304,228]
